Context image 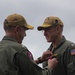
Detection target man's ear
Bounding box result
[14,26,20,33]
[56,25,61,33]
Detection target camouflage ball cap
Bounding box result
[4,13,34,29]
[37,16,64,30]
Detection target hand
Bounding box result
[41,50,53,62]
[35,50,53,64]
[48,58,58,70]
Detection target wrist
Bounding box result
[37,57,42,63]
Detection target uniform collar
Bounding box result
[2,36,18,43]
[50,36,66,50]
[56,36,66,49]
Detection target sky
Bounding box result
[0,0,75,66]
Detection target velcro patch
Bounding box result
[27,51,33,60]
[71,49,75,55]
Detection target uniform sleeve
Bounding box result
[65,45,75,75]
[42,67,52,75]
[67,50,75,75]
[14,52,52,75]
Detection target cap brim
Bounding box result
[25,24,34,30]
[37,24,52,31]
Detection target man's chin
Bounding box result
[47,40,51,43]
